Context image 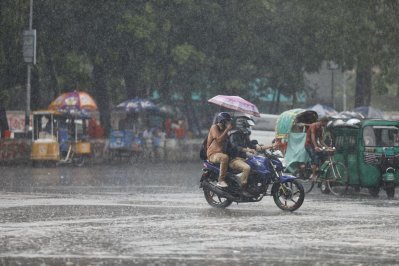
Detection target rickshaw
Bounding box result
[31,110,91,166]
[275,108,348,195]
[275,108,318,165]
[327,118,399,198]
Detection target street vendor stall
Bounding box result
[31,90,98,166]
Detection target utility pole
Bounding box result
[23,0,35,134]
[343,74,347,111]
[328,61,339,109]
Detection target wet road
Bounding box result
[0,162,398,265]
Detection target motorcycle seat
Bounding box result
[205,161,242,175]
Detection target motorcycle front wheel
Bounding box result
[272,179,305,212]
[203,186,232,209]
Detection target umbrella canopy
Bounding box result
[158,103,182,116]
[353,106,384,119]
[208,95,260,117]
[307,104,338,117]
[115,98,159,113]
[48,91,97,116]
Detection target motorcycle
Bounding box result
[200,148,305,211]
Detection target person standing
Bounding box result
[207,112,233,187]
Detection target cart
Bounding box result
[30,110,92,167]
[108,129,143,161]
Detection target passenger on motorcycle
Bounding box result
[305,116,330,181]
[207,112,233,188]
[228,116,273,197]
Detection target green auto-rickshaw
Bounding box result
[328,118,399,198]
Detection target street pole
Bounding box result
[328,61,339,109]
[343,74,347,111]
[331,69,335,109]
[25,0,33,134]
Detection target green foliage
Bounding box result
[1,0,399,126]
[0,90,9,104]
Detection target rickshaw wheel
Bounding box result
[326,162,348,196]
[368,186,380,197]
[301,179,315,194]
[320,181,330,194]
[294,168,315,193]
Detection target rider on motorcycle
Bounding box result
[228,116,273,197]
[207,112,233,188]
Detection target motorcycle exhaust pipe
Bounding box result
[201,181,237,201]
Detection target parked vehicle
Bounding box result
[200,147,305,212]
[31,110,92,166]
[31,110,60,164]
[108,129,143,161]
[327,118,399,198]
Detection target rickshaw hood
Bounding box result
[275,108,318,139]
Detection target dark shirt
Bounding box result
[228,131,256,158]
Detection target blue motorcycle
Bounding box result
[200,149,305,211]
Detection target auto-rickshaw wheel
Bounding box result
[368,186,380,197]
[385,183,395,199]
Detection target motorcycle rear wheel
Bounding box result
[272,179,305,212]
[203,187,233,209]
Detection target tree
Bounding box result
[0,0,28,110]
[295,0,399,108]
